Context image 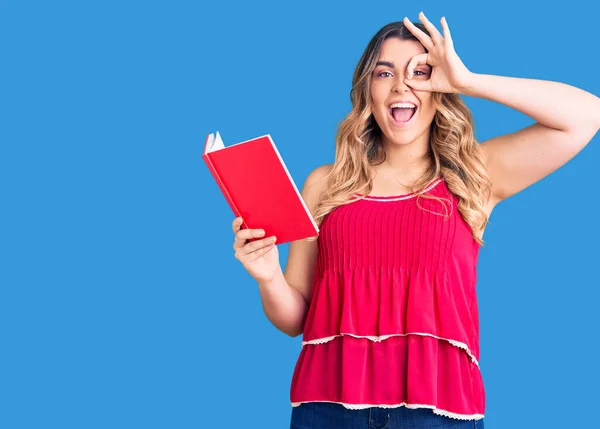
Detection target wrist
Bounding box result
[258,265,284,290]
[457,71,479,96]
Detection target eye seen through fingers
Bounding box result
[375,70,427,78]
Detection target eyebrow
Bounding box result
[375,61,396,68]
[375,60,431,69]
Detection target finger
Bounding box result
[403,17,433,51]
[406,53,429,79]
[245,242,276,263]
[235,236,277,259]
[440,16,454,47]
[404,75,432,92]
[233,227,266,250]
[232,217,244,234]
[418,12,444,45]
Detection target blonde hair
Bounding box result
[312,21,492,246]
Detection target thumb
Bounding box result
[404,77,430,91]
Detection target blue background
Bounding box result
[2,1,599,428]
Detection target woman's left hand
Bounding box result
[403,12,473,94]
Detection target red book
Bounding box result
[202,131,319,244]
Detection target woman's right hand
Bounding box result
[232,217,281,285]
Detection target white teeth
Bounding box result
[389,102,416,109]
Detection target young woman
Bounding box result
[231,12,600,429]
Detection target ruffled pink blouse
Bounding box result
[290,177,486,421]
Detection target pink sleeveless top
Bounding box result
[289,177,486,421]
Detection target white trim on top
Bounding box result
[291,400,485,421]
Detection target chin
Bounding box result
[384,133,416,146]
[381,123,420,145]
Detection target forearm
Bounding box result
[460,72,600,132]
[257,266,308,337]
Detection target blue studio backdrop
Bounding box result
[1,1,599,428]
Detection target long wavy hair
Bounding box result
[312,21,493,246]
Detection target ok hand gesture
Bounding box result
[403,12,473,94]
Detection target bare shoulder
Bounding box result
[302,163,333,203]
[284,163,333,305]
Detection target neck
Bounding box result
[375,136,432,182]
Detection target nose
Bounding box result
[392,75,411,93]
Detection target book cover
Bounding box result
[202,131,319,244]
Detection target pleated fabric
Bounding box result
[290,177,486,421]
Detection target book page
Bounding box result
[207,131,225,153]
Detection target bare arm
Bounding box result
[462,73,600,203]
[402,14,600,204]
[256,265,308,337]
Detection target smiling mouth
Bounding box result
[388,106,417,125]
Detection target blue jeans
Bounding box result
[290,402,485,429]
